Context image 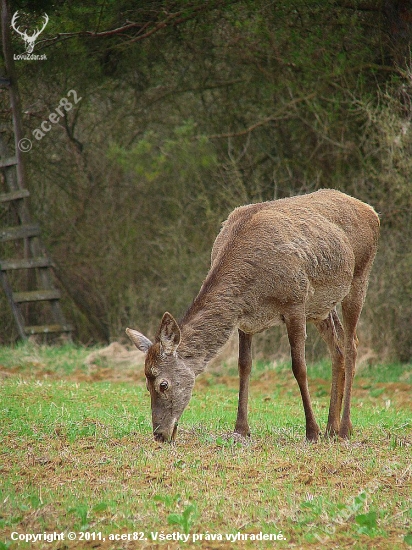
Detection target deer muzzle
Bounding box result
[153,422,178,443]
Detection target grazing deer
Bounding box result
[126,189,379,443]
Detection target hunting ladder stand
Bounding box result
[0,1,72,341]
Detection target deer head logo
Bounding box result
[11,11,49,54]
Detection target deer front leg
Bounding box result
[234,330,253,437]
[285,312,320,442]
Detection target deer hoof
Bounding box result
[324,425,340,439]
[338,420,353,439]
[234,431,251,438]
[234,427,250,438]
[306,427,321,443]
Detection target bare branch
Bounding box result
[201,93,317,140]
[38,1,226,50]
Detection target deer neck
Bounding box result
[178,289,239,376]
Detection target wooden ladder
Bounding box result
[0,100,73,341]
[1,0,72,342]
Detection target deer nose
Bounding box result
[153,422,178,443]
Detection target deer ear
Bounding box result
[158,312,181,355]
[125,328,152,353]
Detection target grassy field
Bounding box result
[0,343,411,549]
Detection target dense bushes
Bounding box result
[1,1,411,360]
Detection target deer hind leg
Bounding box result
[234,330,253,437]
[314,309,345,437]
[285,311,320,442]
[340,277,367,439]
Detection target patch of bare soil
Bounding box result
[84,342,143,368]
[81,342,145,382]
[0,343,146,384]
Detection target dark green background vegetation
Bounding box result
[1,1,411,361]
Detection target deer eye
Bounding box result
[159,380,169,392]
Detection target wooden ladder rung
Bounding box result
[0,156,17,168]
[25,324,73,335]
[0,188,30,203]
[0,224,40,242]
[0,257,52,271]
[13,289,61,303]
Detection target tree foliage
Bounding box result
[1,0,411,359]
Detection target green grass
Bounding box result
[0,342,92,376]
[0,344,411,549]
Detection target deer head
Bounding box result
[11,11,49,54]
[126,313,195,442]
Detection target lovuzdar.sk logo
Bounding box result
[11,11,48,61]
